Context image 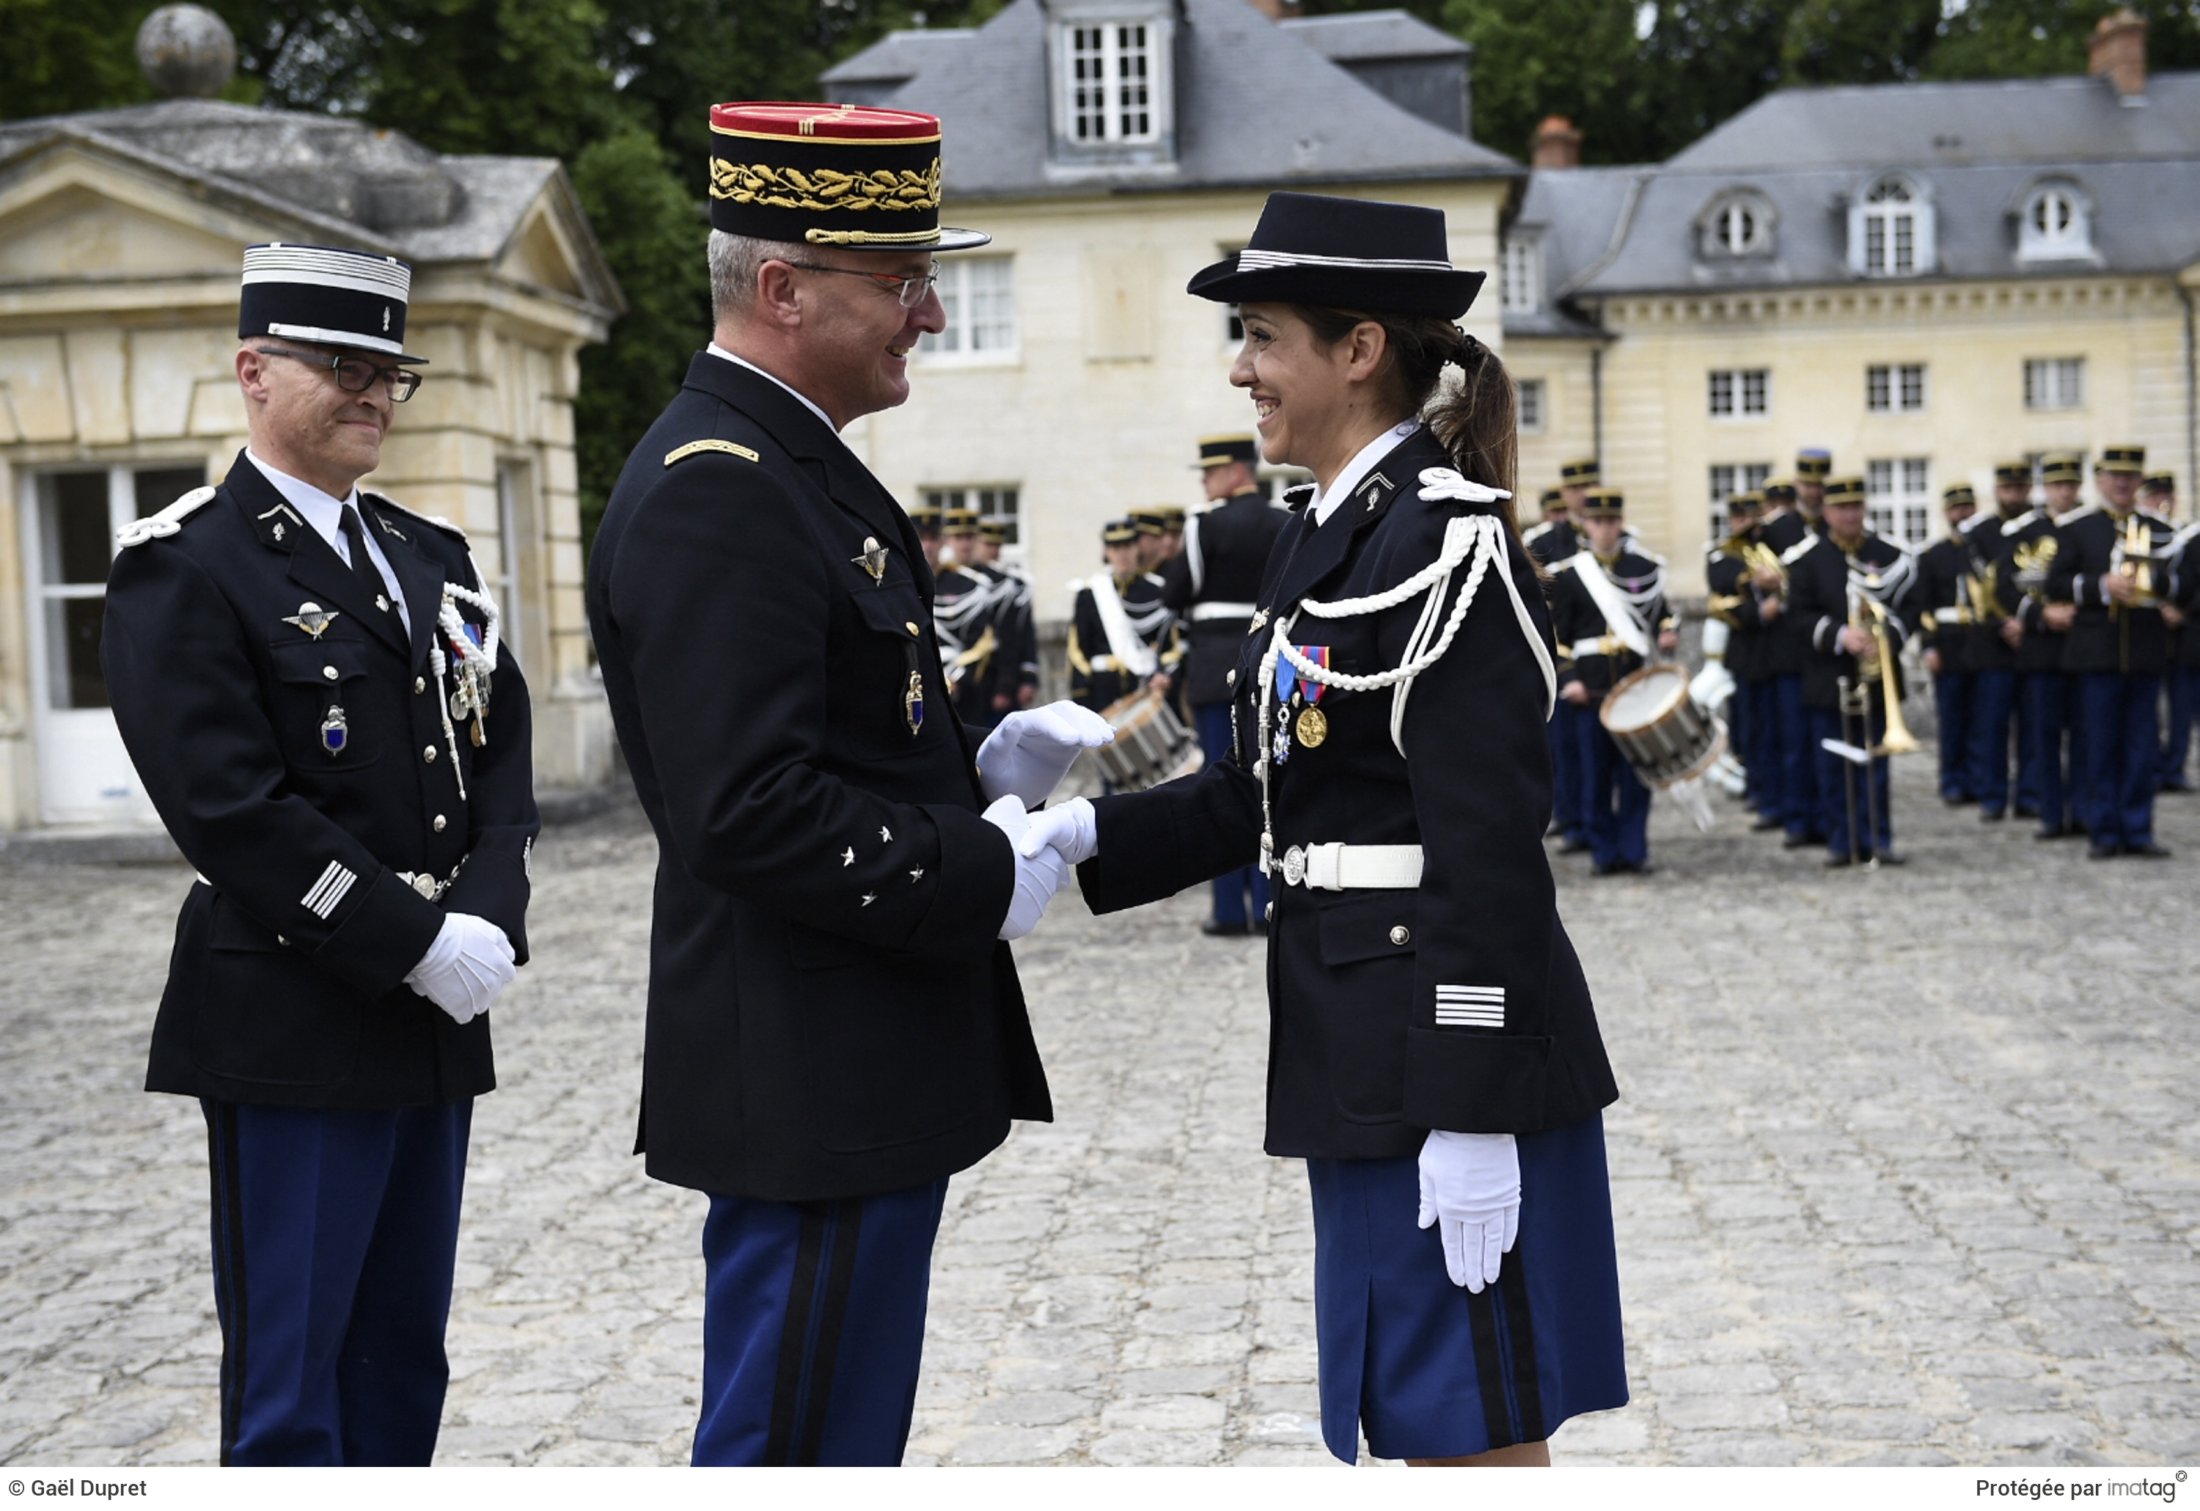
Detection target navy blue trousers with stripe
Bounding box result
[1308,1115,1628,1464]
[694,1178,949,1466]
[201,1099,470,1466]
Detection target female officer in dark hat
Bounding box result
[1024,192,1626,1465]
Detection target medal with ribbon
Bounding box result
[1272,645,1331,762]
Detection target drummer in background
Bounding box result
[1160,433,1288,939]
[1068,517,1182,716]
[1552,489,1678,877]
[1525,486,1587,854]
[1788,476,1920,867]
[1916,484,1982,807]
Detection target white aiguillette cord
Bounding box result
[427,579,502,801]
[1253,470,1555,868]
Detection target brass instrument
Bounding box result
[2118,513,2160,607]
[1846,580,1921,756]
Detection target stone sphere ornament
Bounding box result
[135,4,238,99]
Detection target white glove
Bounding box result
[1017,796,1098,867]
[976,702,1114,807]
[403,912,516,1026]
[982,795,1070,941]
[1416,1129,1521,1292]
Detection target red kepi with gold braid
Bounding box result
[707,101,990,251]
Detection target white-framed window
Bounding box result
[28,463,207,712]
[1701,192,1774,258]
[1501,234,1540,314]
[1063,20,1160,144]
[1516,378,1547,434]
[1850,174,1933,278]
[1708,368,1769,419]
[1707,462,1772,545]
[1866,363,1927,414]
[492,459,532,657]
[1866,457,1933,547]
[2024,357,2085,411]
[2018,181,2093,263]
[920,255,1017,361]
[924,486,1024,568]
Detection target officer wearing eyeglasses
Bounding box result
[101,242,538,1464]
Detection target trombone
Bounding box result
[1830,583,1919,869]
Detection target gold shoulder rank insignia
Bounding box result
[665,440,761,467]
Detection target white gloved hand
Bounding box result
[1416,1129,1521,1292]
[982,795,1071,940]
[976,702,1115,807]
[403,911,516,1027]
[1017,796,1098,867]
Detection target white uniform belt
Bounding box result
[1189,601,1258,622]
[1274,842,1424,890]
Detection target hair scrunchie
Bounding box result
[1449,326,1481,368]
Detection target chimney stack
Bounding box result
[1242,0,1302,18]
[2088,8,2148,100]
[1531,116,1582,171]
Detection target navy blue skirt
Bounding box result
[1306,1112,1628,1463]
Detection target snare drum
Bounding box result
[1598,663,1725,790]
[1095,686,1203,792]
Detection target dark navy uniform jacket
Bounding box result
[1705,536,1773,683]
[1079,428,1616,1156]
[2046,504,2178,676]
[1786,532,1918,709]
[1068,571,1182,712]
[102,451,536,1109]
[2173,527,2200,669]
[1522,517,1577,570]
[586,353,1052,1203]
[1160,487,1289,706]
[1916,531,1978,665]
[1759,511,1817,678]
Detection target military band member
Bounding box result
[1759,479,1824,847]
[2047,445,2178,858]
[102,245,537,1464]
[1706,492,1785,830]
[2145,473,2195,791]
[2000,455,2084,839]
[1553,490,1679,875]
[1156,504,1187,562]
[1917,484,1982,805]
[1130,509,1169,572]
[1544,461,1600,851]
[1068,518,1183,713]
[909,502,943,566]
[1026,191,1627,1467]
[934,507,1003,729]
[1795,448,1832,533]
[1160,433,1288,936]
[585,101,1104,1466]
[1788,476,1919,865]
[978,520,1042,715]
[1965,462,2032,821]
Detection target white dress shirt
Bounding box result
[245,448,409,639]
[1308,419,1425,527]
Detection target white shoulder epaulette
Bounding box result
[2139,507,2171,527]
[2004,509,2040,532]
[364,490,467,541]
[1523,520,1553,544]
[2061,501,2102,525]
[1780,535,1821,565]
[1548,551,1579,575]
[117,486,218,548]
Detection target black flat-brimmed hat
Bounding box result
[239,243,426,364]
[1187,192,1484,317]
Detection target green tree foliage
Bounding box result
[1435,0,1640,164]
[0,0,160,117]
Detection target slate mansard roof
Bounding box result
[1504,69,2200,329]
[821,0,1518,201]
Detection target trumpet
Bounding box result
[2117,514,2160,607]
[1848,588,1921,757]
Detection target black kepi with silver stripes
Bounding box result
[1185,191,1484,317]
[238,243,428,364]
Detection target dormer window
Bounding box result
[1501,233,1541,314]
[1848,174,1934,279]
[2018,180,2095,264]
[1700,192,1775,259]
[1049,3,1176,165]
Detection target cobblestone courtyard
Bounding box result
[2,760,2194,1467]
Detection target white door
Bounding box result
[23,463,207,825]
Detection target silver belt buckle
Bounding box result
[1281,844,1307,888]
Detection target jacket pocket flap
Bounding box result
[270,639,372,685]
[1315,890,1418,966]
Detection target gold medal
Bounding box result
[1295,706,1329,749]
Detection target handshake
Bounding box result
[975,703,1112,940]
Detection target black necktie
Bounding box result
[339,504,389,613]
